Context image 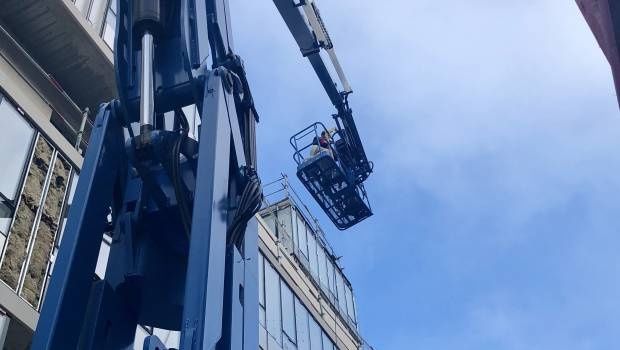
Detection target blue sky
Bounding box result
[230,1,620,349]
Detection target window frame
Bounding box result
[101,0,118,48]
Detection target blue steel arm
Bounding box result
[31,103,127,349]
[273,0,373,183]
[180,71,233,350]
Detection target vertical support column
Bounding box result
[180,72,231,350]
[31,104,126,350]
[206,0,234,66]
[241,217,258,350]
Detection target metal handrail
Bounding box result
[290,121,341,166]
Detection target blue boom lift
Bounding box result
[285,0,374,230]
[31,0,372,349]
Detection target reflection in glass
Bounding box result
[0,98,34,234]
[265,262,282,344]
[0,99,34,201]
[295,298,310,350]
[281,281,296,342]
[102,0,117,47]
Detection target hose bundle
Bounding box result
[227,169,263,248]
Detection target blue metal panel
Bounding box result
[180,71,231,350]
[32,103,126,350]
[242,217,258,350]
[220,246,244,350]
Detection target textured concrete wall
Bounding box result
[21,156,70,307]
[0,137,53,290]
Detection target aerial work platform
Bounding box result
[291,123,372,230]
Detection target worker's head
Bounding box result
[320,131,327,138]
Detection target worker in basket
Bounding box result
[309,128,336,158]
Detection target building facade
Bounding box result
[0,1,370,349]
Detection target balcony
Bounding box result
[0,0,116,117]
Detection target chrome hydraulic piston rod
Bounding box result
[140,31,155,136]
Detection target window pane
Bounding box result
[261,211,278,237]
[283,336,297,350]
[88,0,107,24]
[103,8,116,47]
[307,232,318,278]
[290,209,298,248]
[277,206,293,237]
[0,202,12,236]
[317,247,328,291]
[259,254,265,306]
[278,206,295,251]
[336,271,346,314]
[260,305,266,326]
[281,281,296,342]
[308,317,322,350]
[326,260,335,298]
[295,214,308,258]
[345,284,355,322]
[265,262,282,344]
[259,324,268,350]
[295,298,310,350]
[269,337,284,350]
[0,98,33,201]
[322,332,334,350]
[74,0,89,14]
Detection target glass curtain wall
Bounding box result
[259,253,338,350]
[260,202,359,329]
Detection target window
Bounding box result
[335,270,347,314]
[322,332,335,350]
[277,206,293,236]
[259,318,268,350]
[308,317,322,350]
[0,96,34,234]
[88,0,107,25]
[277,206,295,251]
[295,298,310,350]
[265,262,282,345]
[261,210,278,237]
[326,260,335,298]
[345,284,356,323]
[102,0,117,47]
[257,251,348,350]
[317,247,328,290]
[295,213,308,258]
[259,255,265,307]
[281,281,296,343]
[74,0,90,14]
[307,232,318,278]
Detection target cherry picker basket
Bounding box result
[290,122,372,230]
